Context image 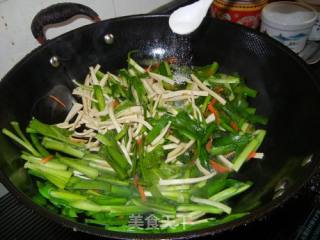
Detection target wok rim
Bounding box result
[0,14,319,239]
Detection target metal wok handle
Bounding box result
[31,2,100,44]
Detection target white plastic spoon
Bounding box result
[169,0,213,35]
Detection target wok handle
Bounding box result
[31,2,100,44]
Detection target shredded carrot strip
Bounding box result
[49,95,66,108]
[112,99,120,109]
[210,99,217,105]
[136,138,142,145]
[208,99,220,124]
[40,155,53,164]
[231,122,239,131]
[209,160,231,173]
[134,175,139,187]
[137,184,147,202]
[247,151,256,160]
[134,175,146,201]
[205,138,213,152]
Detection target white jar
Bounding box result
[261,1,317,53]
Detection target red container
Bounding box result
[211,0,268,29]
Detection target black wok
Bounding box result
[1,3,320,239]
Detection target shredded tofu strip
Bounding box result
[131,87,140,105]
[159,172,216,186]
[109,73,122,84]
[163,95,202,102]
[167,135,180,144]
[152,94,162,117]
[74,129,95,137]
[149,72,175,85]
[116,106,143,118]
[100,73,109,87]
[128,58,145,74]
[190,196,231,214]
[132,123,142,137]
[253,152,264,159]
[162,90,208,99]
[147,139,165,152]
[191,74,226,105]
[163,143,179,150]
[126,127,133,152]
[56,122,74,129]
[167,144,186,159]
[101,115,152,130]
[217,155,234,170]
[118,142,132,165]
[166,140,195,163]
[64,103,83,123]
[90,66,99,85]
[206,114,215,124]
[70,111,84,131]
[141,78,155,96]
[195,159,211,176]
[163,104,178,115]
[151,121,172,146]
[73,88,98,103]
[108,102,121,133]
[73,171,91,180]
[190,95,203,122]
[151,82,165,94]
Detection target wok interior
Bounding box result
[0,16,320,234]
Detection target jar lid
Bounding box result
[300,0,320,6]
[298,0,320,11]
[262,1,317,30]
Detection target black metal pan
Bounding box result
[1,3,320,239]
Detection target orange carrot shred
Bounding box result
[134,175,146,201]
[247,151,256,160]
[112,99,120,109]
[208,103,221,124]
[137,184,147,202]
[134,175,139,187]
[207,104,215,114]
[205,138,213,152]
[49,95,66,108]
[136,138,142,145]
[209,160,231,173]
[40,155,53,164]
[231,122,239,131]
[210,99,217,105]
